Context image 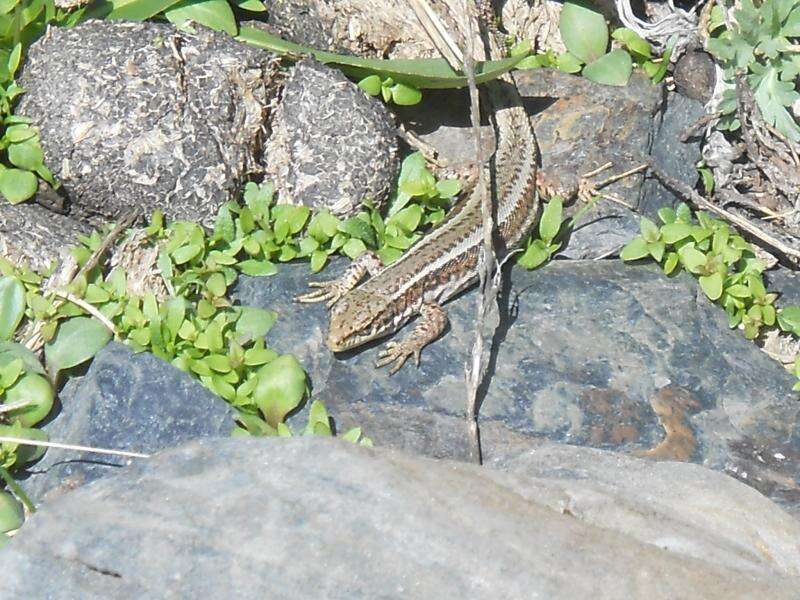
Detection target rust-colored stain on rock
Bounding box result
[638,386,701,462]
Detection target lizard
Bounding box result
[296,7,570,374]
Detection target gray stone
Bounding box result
[1,437,798,598]
[235,258,800,517]
[18,342,234,504]
[17,20,280,230]
[264,58,399,216]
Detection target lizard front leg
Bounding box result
[375,302,448,375]
[295,251,383,307]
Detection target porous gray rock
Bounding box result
[264,58,399,216]
[1,437,798,598]
[17,20,280,230]
[17,342,234,504]
[235,258,800,517]
[0,201,88,272]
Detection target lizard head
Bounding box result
[326,288,391,352]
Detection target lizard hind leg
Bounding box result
[375,302,448,375]
[294,251,383,308]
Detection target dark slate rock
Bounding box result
[18,342,234,504]
[17,20,280,230]
[766,266,800,308]
[264,58,399,216]
[2,437,799,598]
[235,258,800,517]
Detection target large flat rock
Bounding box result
[235,258,800,517]
[1,437,798,598]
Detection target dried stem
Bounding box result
[0,436,150,459]
[462,12,490,465]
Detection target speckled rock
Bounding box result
[0,201,88,272]
[264,58,399,216]
[1,437,798,598]
[235,258,800,517]
[17,20,280,230]
[17,342,234,504]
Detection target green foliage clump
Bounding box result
[707,0,800,141]
[223,153,458,273]
[514,2,670,85]
[621,204,800,345]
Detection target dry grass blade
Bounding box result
[0,436,150,459]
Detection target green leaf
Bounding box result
[7,139,44,171]
[390,82,422,105]
[358,74,382,96]
[105,0,184,21]
[663,252,679,275]
[342,238,367,259]
[0,277,24,340]
[392,204,423,233]
[3,373,54,427]
[235,307,277,340]
[555,52,583,73]
[304,399,331,436]
[778,305,800,334]
[0,491,23,533]
[582,49,633,86]
[398,152,436,197]
[647,240,665,262]
[620,236,649,261]
[238,259,277,277]
[677,245,707,273]
[254,354,307,427]
[0,168,37,204]
[0,342,45,375]
[338,216,377,246]
[660,222,693,244]
[231,0,265,10]
[752,66,800,141]
[639,217,660,243]
[435,179,461,198]
[44,316,112,376]
[539,197,563,242]
[205,272,227,297]
[236,26,527,90]
[341,427,362,443]
[699,272,724,300]
[611,27,651,60]
[559,0,609,63]
[518,239,551,270]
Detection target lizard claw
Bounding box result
[376,341,423,375]
[294,280,347,307]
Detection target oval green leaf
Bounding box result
[0,277,24,340]
[0,491,23,533]
[582,49,633,86]
[44,316,112,376]
[254,354,307,427]
[3,372,54,427]
[559,0,609,64]
[0,168,37,204]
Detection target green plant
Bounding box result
[515,4,669,85]
[707,0,800,141]
[518,196,565,269]
[621,204,800,345]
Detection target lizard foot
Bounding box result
[375,340,422,375]
[374,302,448,375]
[294,279,350,307]
[294,251,383,308]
